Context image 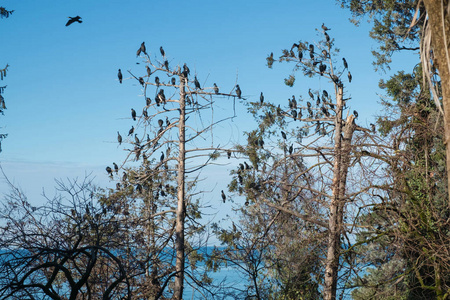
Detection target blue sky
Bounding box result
[0,0,418,210]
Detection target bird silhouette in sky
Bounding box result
[66,16,82,26]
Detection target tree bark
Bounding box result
[173,76,187,299]
[422,0,450,204]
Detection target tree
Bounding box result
[0,176,139,299]
[111,44,239,299]
[221,28,380,300]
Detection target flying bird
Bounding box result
[131,108,137,121]
[66,16,82,26]
[118,69,122,84]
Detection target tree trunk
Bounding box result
[173,76,187,299]
[422,0,450,204]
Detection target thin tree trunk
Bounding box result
[173,76,186,299]
[324,86,344,300]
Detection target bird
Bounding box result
[281,131,287,140]
[146,65,151,77]
[183,63,190,77]
[160,46,165,57]
[155,76,160,86]
[166,116,170,127]
[128,126,134,136]
[131,108,137,121]
[322,23,331,31]
[118,69,123,84]
[289,144,293,155]
[292,110,297,120]
[353,110,358,118]
[146,97,151,106]
[221,190,226,203]
[106,166,112,175]
[140,42,146,55]
[370,123,376,133]
[157,89,166,104]
[134,134,140,144]
[138,77,145,86]
[260,92,264,104]
[194,76,201,89]
[171,77,176,85]
[143,109,148,118]
[122,172,127,181]
[113,162,119,174]
[348,71,352,83]
[117,132,122,145]
[158,119,164,127]
[164,60,169,70]
[214,83,219,94]
[227,150,231,159]
[308,89,314,100]
[323,90,329,98]
[325,32,330,42]
[235,85,242,99]
[342,57,348,69]
[66,16,82,26]
[160,151,165,162]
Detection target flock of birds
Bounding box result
[103,25,376,204]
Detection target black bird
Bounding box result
[227,150,231,159]
[146,97,151,106]
[307,101,312,108]
[164,60,169,70]
[118,69,123,84]
[291,96,297,108]
[143,109,148,118]
[171,77,176,85]
[325,32,330,42]
[236,85,242,99]
[221,190,226,203]
[140,42,146,55]
[260,92,264,104]
[308,89,314,100]
[292,109,297,120]
[322,23,331,31]
[343,57,348,69]
[348,71,352,83]
[239,163,244,171]
[370,123,376,133]
[289,144,293,155]
[166,116,170,127]
[214,83,219,94]
[244,161,250,170]
[157,89,166,104]
[146,65,151,77]
[138,77,145,86]
[160,46,165,57]
[158,119,163,127]
[309,44,314,52]
[160,151,165,162]
[323,90,328,98]
[155,76,160,86]
[134,134,140,144]
[122,172,127,181]
[117,132,122,145]
[128,126,134,136]
[106,166,113,175]
[298,51,303,60]
[66,16,82,26]
[113,162,119,174]
[183,63,190,77]
[353,110,358,118]
[131,108,137,121]
[194,76,201,89]
[281,131,287,140]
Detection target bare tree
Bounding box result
[112,44,240,299]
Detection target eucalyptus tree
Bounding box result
[111,44,239,299]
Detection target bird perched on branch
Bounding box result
[221,190,226,203]
[131,108,136,121]
[214,83,219,94]
[194,76,201,89]
[353,110,358,118]
[128,126,134,136]
[118,69,122,84]
[236,85,242,99]
[370,123,376,133]
[260,92,264,104]
[342,57,348,69]
[106,166,112,176]
[348,71,352,83]
[113,162,119,174]
[160,46,165,57]
[66,16,82,26]
[322,23,331,31]
[117,132,122,145]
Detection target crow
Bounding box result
[118,69,122,84]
